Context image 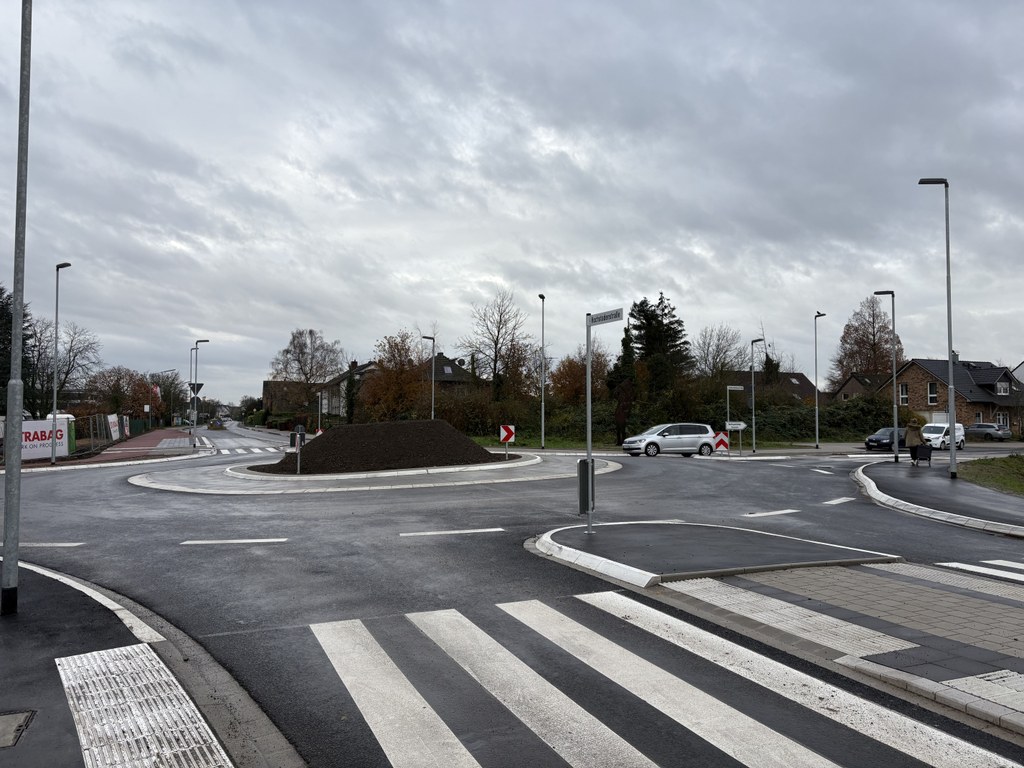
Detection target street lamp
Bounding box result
[191,339,209,446]
[421,335,435,419]
[751,337,765,453]
[539,293,545,450]
[51,262,71,464]
[814,311,825,449]
[919,177,957,478]
[874,291,899,463]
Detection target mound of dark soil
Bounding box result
[253,420,513,475]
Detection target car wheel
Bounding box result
[940,440,947,450]
[644,443,660,457]
[698,443,713,456]
[958,440,965,450]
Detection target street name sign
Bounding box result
[726,421,747,431]
[587,308,623,326]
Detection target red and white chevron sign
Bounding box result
[500,425,516,443]
[714,432,729,450]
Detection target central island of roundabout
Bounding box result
[128,420,621,494]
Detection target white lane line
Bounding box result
[500,600,840,768]
[399,527,505,537]
[179,538,288,545]
[822,497,855,505]
[665,578,915,657]
[983,559,1024,572]
[743,509,799,518]
[20,542,84,547]
[9,560,164,644]
[579,591,1020,768]
[57,644,234,768]
[409,608,657,768]
[811,469,833,475]
[937,562,1024,584]
[311,619,480,768]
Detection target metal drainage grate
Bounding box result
[0,710,35,748]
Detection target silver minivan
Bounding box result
[622,423,717,457]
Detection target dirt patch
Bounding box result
[252,420,515,475]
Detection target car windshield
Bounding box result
[922,425,944,435]
[641,424,672,435]
[871,429,892,437]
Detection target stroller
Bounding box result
[915,443,932,467]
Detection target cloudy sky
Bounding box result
[2,1,1023,405]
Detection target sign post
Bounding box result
[499,424,515,460]
[585,307,623,534]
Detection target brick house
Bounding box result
[880,358,1023,432]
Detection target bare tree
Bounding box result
[358,329,427,421]
[25,317,102,416]
[458,288,532,401]
[269,328,347,407]
[827,296,905,390]
[692,323,746,380]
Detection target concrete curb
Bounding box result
[854,463,1024,539]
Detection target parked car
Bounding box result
[921,422,965,450]
[864,427,906,451]
[622,423,717,457]
[964,423,1012,441]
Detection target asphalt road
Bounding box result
[9,428,1024,766]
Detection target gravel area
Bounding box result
[253,420,513,475]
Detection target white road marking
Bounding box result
[665,578,915,656]
[580,591,1021,768]
[409,608,657,768]
[179,538,288,545]
[811,469,833,475]
[500,599,841,768]
[822,496,855,505]
[937,562,1024,584]
[20,542,84,547]
[399,527,505,537]
[743,509,799,517]
[983,559,1024,572]
[311,620,480,768]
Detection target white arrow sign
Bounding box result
[725,421,747,431]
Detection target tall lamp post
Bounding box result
[191,339,209,446]
[874,291,899,463]
[421,335,435,419]
[538,293,545,450]
[751,337,765,453]
[51,262,71,464]
[814,311,825,449]
[919,177,957,478]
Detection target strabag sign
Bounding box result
[20,418,76,461]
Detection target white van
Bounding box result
[922,422,965,450]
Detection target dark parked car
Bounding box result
[864,427,906,451]
[965,423,1012,441]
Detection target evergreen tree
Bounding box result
[628,292,693,396]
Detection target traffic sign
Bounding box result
[500,424,515,443]
[725,421,747,431]
[714,432,729,451]
[587,308,623,326]
[190,382,204,395]
[727,385,744,391]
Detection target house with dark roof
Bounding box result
[876,358,1023,431]
[318,361,378,420]
[722,370,821,404]
[832,372,884,402]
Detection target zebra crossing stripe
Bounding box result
[310,619,481,768]
[578,591,1021,768]
[499,599,841,768]
[665,578,915,657]
[936,562,1024,584]
[408,608,657,768]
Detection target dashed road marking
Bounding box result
[180,538,288,545]
[823,497,856,505]
[399,527,506,537]
[744,509,800,517]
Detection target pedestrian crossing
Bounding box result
[305,591,1019,767]
[936,558,1024,584]
[214,446,286,455]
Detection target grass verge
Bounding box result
[958,454,1024,497]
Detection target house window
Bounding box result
[997,382,1010,396]
[899,383,908,406]
[842,393,850,401]
[927,382,938,405]
[997,413,1008,427]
